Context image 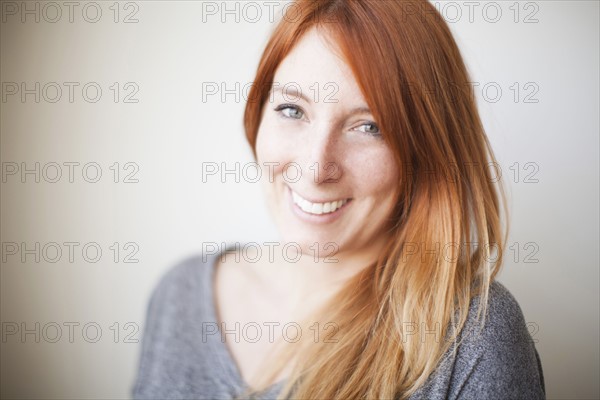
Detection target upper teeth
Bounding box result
[291,190,349,215]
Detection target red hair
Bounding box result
[242,1,509,398]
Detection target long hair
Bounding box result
[240,1,509,398]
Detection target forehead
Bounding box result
[272,28,366,102]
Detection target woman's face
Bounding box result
[256,27,399,258]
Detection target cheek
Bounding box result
[350,147,399,196]
[256,122,291,178]
[256,122,277,163]
[256,110,304,158]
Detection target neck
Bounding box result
[262,237,386,317]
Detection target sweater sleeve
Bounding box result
[449,281,546,400]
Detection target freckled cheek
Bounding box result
[349,150,399,198]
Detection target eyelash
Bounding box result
[273,104,382,138]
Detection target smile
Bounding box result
[290,189,351,215]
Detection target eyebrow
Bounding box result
[272,86,310,104]
[349,106,372,115]
[271,86,373,115]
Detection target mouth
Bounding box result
[288,186,352,216]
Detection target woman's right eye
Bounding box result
[274,104,305,120]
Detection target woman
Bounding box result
[132,0,546,399]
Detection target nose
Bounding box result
[303,121,343,185]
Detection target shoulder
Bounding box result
[152,254,214,297]
[450,280,546,399]
[131,253,217,398]
[137,252,221,338]
[463,280,532,344]
[410,280,546,400]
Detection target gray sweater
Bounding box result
[131,245,546,399]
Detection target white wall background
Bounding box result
[1,1,598,399]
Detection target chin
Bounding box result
[279,233,343,260]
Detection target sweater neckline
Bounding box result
[204,243,287,398]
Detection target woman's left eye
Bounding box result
[274,104,305,120]
[355,122,381,137]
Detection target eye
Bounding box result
[274,104,305,120]
[355,122,382,137]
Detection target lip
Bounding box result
[288,186,352,224]
[289,187,351,205]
